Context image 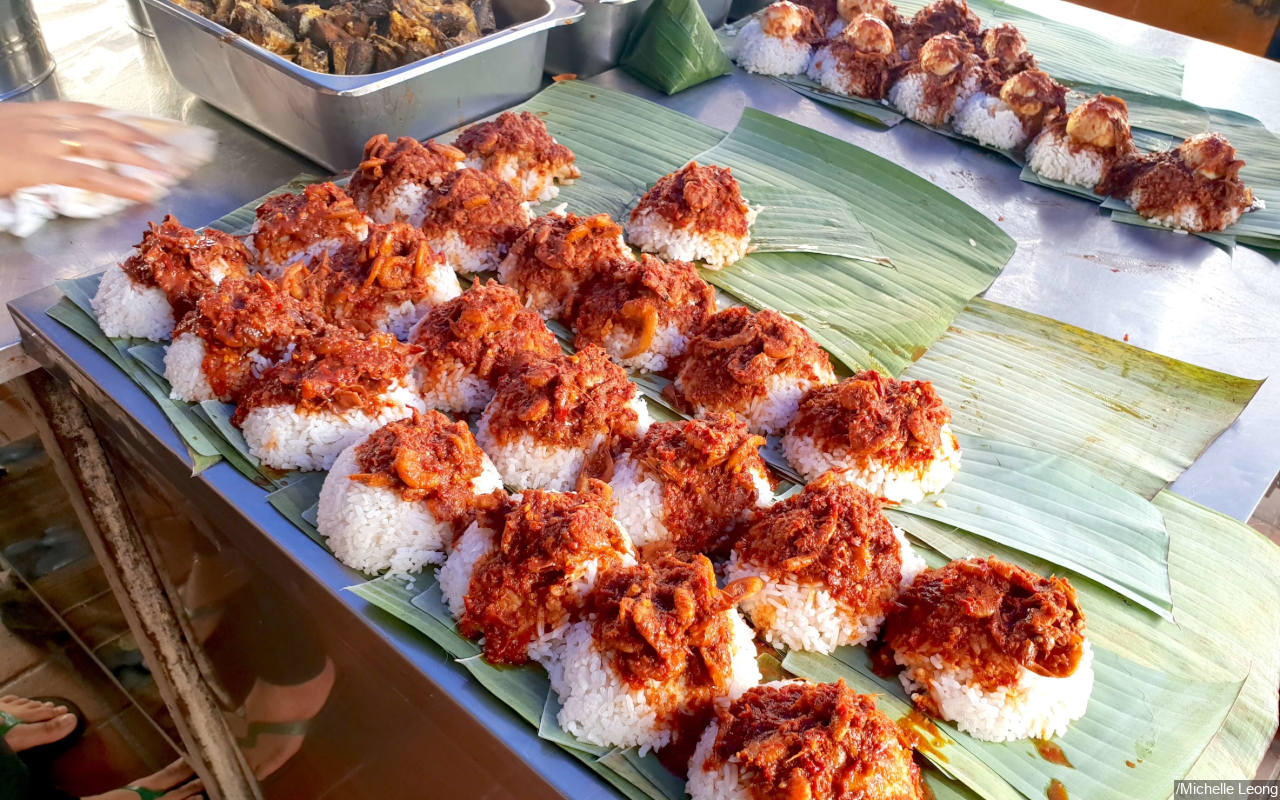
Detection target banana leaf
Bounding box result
[895,433,1173,618]
[893,490,1280,781]
[901,298,1262,499]
[619,0,732,95]
[520,81,889,266]
[892,0,1184,97]
[692,108,1014,375]
[265,472,328,552]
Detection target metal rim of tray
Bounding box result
[141,0,583,97]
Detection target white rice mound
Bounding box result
[626,205,759,270]
[417,362,493,414]
[251,226,369,280]
[782,423,962,503]
[602,320,689,373]
[317,441,502,576]
[380,264,462,339]
[1026,128,1105,189]
[735,18,813,76]
[682,368,835,436]
[809,46,865,97]
[477,394,652,491]
[91,263,175,341]
[609,453,772,548]
[953,93,1027,150]
[238,381,425,471]
[497,231,633,320]
[163,333,215,402]
[465,154,576,204]
[888,69,981,126]
[726,528,925,653]
[1126,187,1252,233]
[366,182,433,227]
[545,610,761,753]
[686,680,808,800]
[440,516,636,661]
[897,638,1095,742]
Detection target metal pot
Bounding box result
[0,0,54,100]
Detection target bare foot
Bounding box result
[230,658,336,779]
[83,758,203,800]
[3,712,77,751]
[0,695,68,723]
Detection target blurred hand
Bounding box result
[0,101,173,202]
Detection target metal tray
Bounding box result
[544,0,729,78]
[143,0,583,170]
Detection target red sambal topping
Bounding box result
[351,409,488,527]
[483,346,641,448]
[233,330,418,425]
[120,215,251,321]
[794,0,837,26]
[902,0,981,54]
[418,168,529,251]
[459,481,629,663]
[455,111,578,172]
[995,69,1066,139]
[503,212,628,310]
[882,557,1086,694]
[591,551,758,700]
[735,471,904,615]
[789,370,952,471]
[174,275,324,402]
[627,414,769,556]
[631,162,753,237]
[279,222,450,333]
[412,279,560,387]
[251,182,368,264]
[671,307,833,415]
[347,134,465,209]
[706,680,926,800]
[1097,134,1254,232]
[564,254,715,361]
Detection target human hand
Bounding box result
[0,101,175,202]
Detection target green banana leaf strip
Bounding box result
[457,655,549,729]
[902,297,1261,499]
[744,186,890,265]
[782,650,1023,800]
[895,433,1173,618]
[621,749,686,800]
[265,473,328,552]
[568,750,654,800]
[619,0,732,96]
[186,404,268,485]
[596,750,675,800]
[693,108,1014,375]
[892,490,1280,785]
[893,0,1184,97]
[1017,163,1105,201]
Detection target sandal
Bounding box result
[0,696,86,760]
[125,788,167,800]
[235,718,311,750]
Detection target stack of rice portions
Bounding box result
[249,182,371,279]
[889,32,985,126]
[562,254,715,373]
[808,14,902,99]
[164,275,324,403]
[608,414,773,555]
[92,214,251,341]
[627,162,759,269]
[734,1,825,77]
[454,111,581,203]
[883,556,1095,741]
[417,168,532,274]
[687,680,926,800]
[671,306,835,435]
[233,329,424,471]
[1026,94,1137,189]
[410,280,561,414]
[346,134,465,227]
[498,210,633,319]
[278,221,461,339]
[318,409,502,575]
[544,552,762,752]
[783,369,960,503]
[477,345,651,491]
[440,481,634,664]
[726,471,925,653]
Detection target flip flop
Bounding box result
[1,696,86,760]
[125,787,166,800]
[236,718,311,751]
